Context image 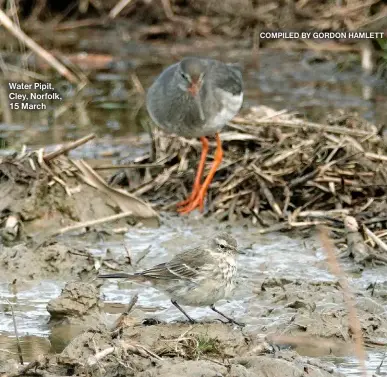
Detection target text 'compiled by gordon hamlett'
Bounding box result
[259,31,385,39]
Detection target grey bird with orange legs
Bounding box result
[146,57,243,214]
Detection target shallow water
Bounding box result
[332,352,386,376]
[1,47,386,150]
[1,215,386,375]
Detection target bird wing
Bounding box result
[138,247,213,281]
[210,61,243,96]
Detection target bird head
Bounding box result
[211,232,238,255]
[177,57,207,96]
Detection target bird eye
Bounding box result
[181,72,189,81]
[219,244,226,250]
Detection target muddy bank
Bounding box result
[2,223,387,376]
[0,142,158,245]
[0,242,96,280]
[0,155,118,236]
[47,281,103,321]
[19,321,344,377]
[45,281,105,350]
[250,277,387,350]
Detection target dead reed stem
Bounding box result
[52,211,134,236]
[6,299,24,365]
[109,0,133,19]
[43,133,96,162]
[0,9,80,84]
[318,227,367,377]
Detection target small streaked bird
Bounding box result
[99,233,244,326]
[146,57,243,214]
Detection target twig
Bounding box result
[375,352,386,375]
[161,0,175,20]
[259,109,289,121]
[109,0,134,19]
[365,152,387,162]
[134,246,152,266]
[103,261,121,270]
[0,10,79,84]
[6,300,23,365]
[34,212,134,251]
[256,177,282,218]
[111,293,139,333]
[87,346,115,366]
[43,133,96,162]
[318,227,367,377]
[297,209,349,218]
[124,293,139,315]
[363,226,387,253]
[124,244,132,265]
[53,18,105,31]
[262,140,315,167]
[92,163,164,170]
[129,73,145,95]
[10,360,40,377]
[51,211,133,237]
[232,117,376,137]
[258,222,291,234]
[87,340,161,366]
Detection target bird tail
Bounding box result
[98,273,136,279]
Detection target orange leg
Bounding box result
[177,136,209,208]
[179,133,223,214]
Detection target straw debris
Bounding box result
[0,135,158,241]
[122,106,387,240]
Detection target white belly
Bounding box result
[210,89,243,128]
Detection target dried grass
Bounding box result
[125,106,387,239]
[0,134,158,241]
[3,0,387,45]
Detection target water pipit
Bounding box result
[99,232,244,326]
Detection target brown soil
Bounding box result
[0,154,119,238]
[252,277,387,348]
[0,242,95,280]
[47,281,103,320]
[33,321,345,377]
[0,150,158,245]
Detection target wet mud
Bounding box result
[0,158,111,236]
[1,212,387,376]
[0,151,158,245]
[47,281,103,321]
[27,320,346,377]
[0,242,95,280]
[4,263,386,377]
[252,278,387,348]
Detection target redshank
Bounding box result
[146,57,243,214]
